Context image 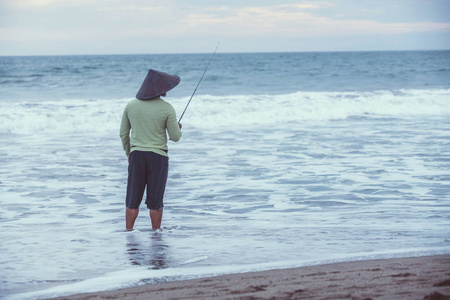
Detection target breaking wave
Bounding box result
[0,89,449,134]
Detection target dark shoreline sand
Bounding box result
[51,255,450,300]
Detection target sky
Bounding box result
[0,0,449,56]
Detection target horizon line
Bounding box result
[1,48,449,58]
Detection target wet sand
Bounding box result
[51,255,450,300]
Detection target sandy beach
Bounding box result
[49,255,450,300]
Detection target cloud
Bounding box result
[178,3,450,37]
[2,0,93,7]
[0,1,449,55]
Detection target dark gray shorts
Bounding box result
[126,151,168,210]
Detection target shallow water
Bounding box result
[1,113,449,299]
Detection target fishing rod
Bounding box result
[178,42,219,123]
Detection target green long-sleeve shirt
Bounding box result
[120,97,181,157]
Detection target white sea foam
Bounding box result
[0,89,449,134]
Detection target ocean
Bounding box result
[1,50,449,299]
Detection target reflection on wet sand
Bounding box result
[126,232,170,269]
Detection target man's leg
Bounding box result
[126,208,139,231]
[145,152,168,231]
[125,151,146,230]
[150,208,163,230]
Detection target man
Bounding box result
[120,69,182,232]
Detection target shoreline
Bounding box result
[50,254,450,300]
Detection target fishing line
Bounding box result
[178,42,219,122]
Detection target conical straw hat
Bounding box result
[136,69,180,100]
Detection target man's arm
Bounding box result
[119,107,131,157]
[166,108,182,142]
